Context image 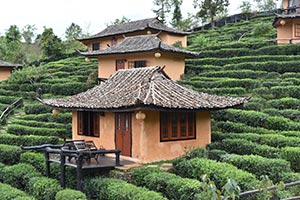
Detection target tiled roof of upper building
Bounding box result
[79,34,199,57]
[78,17,190,41]
[42,66,250,112]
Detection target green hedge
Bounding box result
[7,124,70,138]
[213,121,276,134]
[25,104,53,114]
[224,61,300,73]
[0,96,17,104]
[0,134,60,146]
[28,177,62,200]
[50,82,89,95]
[184,78,259,89]
[212,132,300,148]
[132,168,202,200]
[12,119,72,130]
[55,189,87,200]
[281,147,300,172]
[263,108,300,122]
[214,109,300,131]
[83,177,167,200]
[20,113,72,124]
[0,183,33,200]
[221,154,292,183]
[0,163,41,190]
[208,139,280,158]
[270,86,300,98]
[172,158,259,191]
[0,89,20,96]
[0,144,22,165]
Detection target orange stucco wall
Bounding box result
[71,110,211,163]
[276,18,300,44]
[0,67,13,81]
[283,0,288,9]
[98,52,185,80]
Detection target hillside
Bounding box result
[1,13,300,199]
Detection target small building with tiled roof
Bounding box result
[43,66,249,163]
[78,17,195,80]
[79,34,199,80]
[274,0,300,44]
[0,60,22,81]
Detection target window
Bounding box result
[160,112,196,141]
[92,43,100,51]
[128,60,147,68]
[295,24,300,37]
[77,111,100,137]
[111,37,117,46]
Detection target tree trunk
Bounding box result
[210,14,215,30]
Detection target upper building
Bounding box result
[274,0,300,44]
[78,17,199,80]
[0,60,22,81]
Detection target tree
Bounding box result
[1,25,25,63]
[65,23,83,41]
[22,24,37,44]
[107,16,131,26]
[170,0,183,28]
[38,27,63,59]
[193,0,230,29]
[254,0,277,11]
[239,1,252,13]
[152,0,171,24]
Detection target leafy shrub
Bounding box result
[20,113,72,124]
[0,183,33,200]
[7,124,70,138]
[269,98,300,110]
[173,158,259,191]
[1,163,41,189]
[270,86,300,98]
[281,147,300,172]
[25,104,53,114]
[0,144,22,165]
[222,154,292,183]
[0,134,60,146]
[208,139,280,158]
[55,189,87,200]
[131,167,164,186]
[83,177,167,200]
[50,82,89,95]
[28,177,62,200]
[12,119,71,130]
[214,121,276,134]
[0,96,17,104]
[208,149,228,161]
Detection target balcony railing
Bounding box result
[281,6,300,15]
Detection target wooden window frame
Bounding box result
[128,60,147,69]
[295,24,300,37]
[92,42,100,51]
[77,111,100,137]
[160,112,196,142]
[111,37,117,46]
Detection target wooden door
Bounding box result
[115,113,131,157]
[116,59,125,71]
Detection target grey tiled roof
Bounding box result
[273,14,300,26]
[43,66,249,112]
[79,18,190,41]
[0,60,22,68]
[79,35,199,57]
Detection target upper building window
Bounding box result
[111,37,118,46]
[160,112,196,142]
[92,43,100,51]
[77,111,100,137]
[128,60,147,68]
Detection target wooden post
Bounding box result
[60,154,66,188]
[45,152,50,177]
[77,154,84,191]
[115,151,120,166]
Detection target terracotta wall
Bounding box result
[132,110,211,163]
[72,110,211,163]
[0,67,12,81]
[276,19,300,44]
[98,52,185,80]
[159,32,187,47]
